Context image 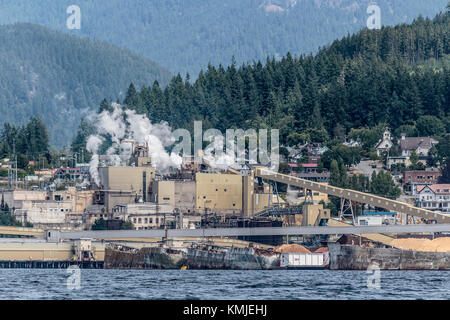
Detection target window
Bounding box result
[138,218,142,223]
[163,197,170,200]
[224,189,227,192]
[144,218,148,223]
[156,218,159,224]
[150,218,153,224]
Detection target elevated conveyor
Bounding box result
[255,168,450,224]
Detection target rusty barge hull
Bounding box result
[185,247,280,270]
[104,245,280,270]
[329,243,450,270]
[104,247,186,269]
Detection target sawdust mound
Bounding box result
[418,237,450,252]
[389,238,431,251]
[389,237,450,252]
[274,244,311,253]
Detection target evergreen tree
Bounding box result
[439,157,450,183]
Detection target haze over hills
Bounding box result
[0,23,171,147]
[0,0,447,75]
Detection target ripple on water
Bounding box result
[0,269,449,299]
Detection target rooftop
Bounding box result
[399,137,438,150]
[416,184,450,194]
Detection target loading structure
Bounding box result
[254,168,450,224]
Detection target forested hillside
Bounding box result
[0,0,447,75]
[0,23,171,146]
[73,8,450,156]
[0,117,50,169]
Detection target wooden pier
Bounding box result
[0,260,104,269]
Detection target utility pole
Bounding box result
[15,154,18,190]
[13,141,17,190]
[7,162,10,189]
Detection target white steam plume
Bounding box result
[86,103,182,186]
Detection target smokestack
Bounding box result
[401,133,406,140]
[142,171,147,202]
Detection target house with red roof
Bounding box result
[415,184,450,214]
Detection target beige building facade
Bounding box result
[195,173,242,214]
[98,166,156,212]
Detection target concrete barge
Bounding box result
[104,242,331,270]
[328,242,450,270]
[185,245,280,270]
[104,244,282,270]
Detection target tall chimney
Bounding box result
[142,171,147,202]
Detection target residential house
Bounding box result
[399,134,438,157]
[403,169,442,195]
[387,156,411,169]
[301,163,318,173]
[343,139,361,148]
[300,143,329,156]
[415,184,450,214]
[55,167,81,179]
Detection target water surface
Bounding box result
[0,269,448,299]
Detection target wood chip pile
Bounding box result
[389,237,450,252]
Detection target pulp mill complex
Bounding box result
[3,142,293,231]
[1,140,450,270]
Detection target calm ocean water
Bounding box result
[0,269,449,300]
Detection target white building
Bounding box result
[356,212,398,226]
[375,128,393,156]
[3,189,88,229]
[399,134,438,157]
[13,200,73,225]
[112,203,201,230]
[415,184,450,214]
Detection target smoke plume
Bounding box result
[86,103,182,186]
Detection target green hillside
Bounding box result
[79,7,450,155]
[0,23,171,146]
[0,0,447,75]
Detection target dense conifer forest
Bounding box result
[92,8,450,152]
